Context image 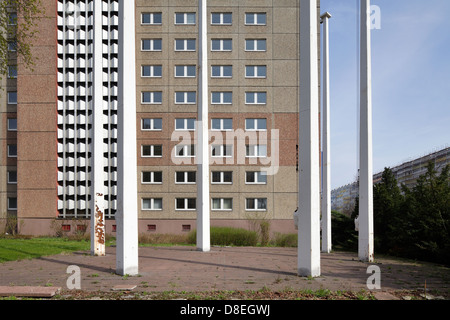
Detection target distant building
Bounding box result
[331,146,450,215]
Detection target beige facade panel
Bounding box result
[17,132,56,161]
[17,75,56,104]
[18,189,57,218]
[17,161,56,190]
[17,104,56,133]
[273,192,297,219]
[273,166,298,193]
[273,7,298,34]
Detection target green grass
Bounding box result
[0,237,92,263]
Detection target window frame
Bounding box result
[245,171,268,185]
[211,118,233,131]
[211,12,232,25]
[174,12,196,25]
[7,92,17,105]
[141,145,163,158]
[7,118,17,131]
[141,65,162,78]
[175,144,196,158]
[211,92,232,104]
[245,118,267,131]
[245,92,267,105]
[175,39,196,52]
[211,39,232,52]
[211,198,233,211]
[174,65,196,78]
[211,65,233,78]
[175,91,197,105]
[175,118,196,131]
[141,39,162,51]
[7,144,17,158]
[175,198,197,211]
[141,118,162,131]
[175,171,196,184]
[141,91,162,104]
[245,39,267,52]
[211,144,233,158]
[245,65,267,78]
[142,198,163,211]
[211,171,233,185]
[245,13,267,26]
[246,144,267,158]
[141,12,162,25]
[245,198,268,211]
[7,197,17,211]
[141,171,163,184]
[7,171,17,184]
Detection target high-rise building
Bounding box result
[1,0,321,236]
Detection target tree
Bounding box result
[0,0,43,85]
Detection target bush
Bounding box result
[188,227,259,247]
[271,233,297,247]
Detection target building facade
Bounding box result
[1,0,321,236]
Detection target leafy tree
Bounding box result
[0,0,43,84]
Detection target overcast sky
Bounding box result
[320,0,450,189]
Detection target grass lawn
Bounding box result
[0,237,94,263]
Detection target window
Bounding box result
[211,65,232,78]
[246,145,267,158]
[245,65,266,78]
[175,144,196,157]
[246,198,267,211]
[8,12,17,25]
[211,171,233,184]
[7,197,17,211]
[211,92,232,104]
[175,65,196,77]
[7,119,17,131]
[175,171,196,184]
[142,39,162,51]
[7,41,16,52]
[211,13,232,25]
[245,39,266,51]
[175,118,196,131]
[142,13,162,25]
[142,91,162,104]
[141,118,162,131]
[142,65,162,77]
[142,145,163,157]
[182,225,191,232]
[175,13,196,25]
[211,145,232,157]
[142,198,163,210]
[147,224,157,232]
[211,39,232,51]
[211,118,233,131]
[142,171,163,184]
[7,171,17,184]
[245,13,267,25]
[245,118,267,131]
[212,198,233,211]
[176,198,196,210]
[8,66,17,78]
[246,171,267,184]
[245,92,266,105]
[175,91,196,104]
[7,145,17,158]
[175,39,196,51]
[8,92,17,104]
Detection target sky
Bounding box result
[320,0,450,189]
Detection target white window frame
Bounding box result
[7,145,17,158]
[245,118,267,131]
[245,65,267,78]
[175,198,197,211]
[7,118,17,131]
[211,13,232,25]
[245,39,267,52]
[141,118,162,131]
[211,118,233,131]
[8,65,17,79]
[175,171,196,184]
[211,65,232,78]
[211,171,233,184]
[141,65,162,78]
[175,118,196,131]
[211,92,232,104]
[211,39,232,51]
[142,91,162,104]
[175,91,196,104]
[245,13,267,26]
[245,92,267,105]
[245,171,268,185]
[141,39,162,51]
[141,171,163,184]
[7,41,16,52]
[7,92,17,104]
[175,65,196,78]
[245,198,267,211]
[175,144,196,158]
[141,12,162,25]
[246,145,267,158]
[142,198,163,211]
[7,171,17,184]
[211,198,233,211]
[175,39,196,52]
[141,145,163,158]
[7,197,17,211]
[175,12,196,25]
[211,145,233,158]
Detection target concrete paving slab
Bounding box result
[0,286,61,298]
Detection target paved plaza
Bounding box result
[0,246,449,299]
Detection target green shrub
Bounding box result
[271,233,298,247]
[188,227,258,247]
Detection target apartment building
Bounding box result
[0,0,320,236]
